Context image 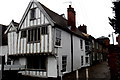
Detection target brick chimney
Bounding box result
[67,5,76,31]
[78,24,87,34]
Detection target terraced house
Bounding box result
[4,0,88,78]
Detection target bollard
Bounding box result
[86,68,89,80]
[76,69,79,80]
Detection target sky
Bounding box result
[0,0,116,44]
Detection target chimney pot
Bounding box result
[78,24,87,34]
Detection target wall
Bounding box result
[47,56,57,77]
[54,28,71,76]
[73,35,85,70]
[0,46,8,63]
[17,3,52,55]
[8,32,17,55]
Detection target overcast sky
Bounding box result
[0,0,116,43]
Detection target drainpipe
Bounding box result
[71,34,73,71]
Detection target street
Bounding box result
[63,61,111,80]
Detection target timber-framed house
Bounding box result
[5,0,88,78]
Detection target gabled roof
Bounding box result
[5,20,19,34]
[18,0,54,29]
[14,0,86,39]
[18,0,68,29]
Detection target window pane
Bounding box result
[55,29,61,46]
[28,30,30,42]
[56,29,61,38]
[81,56,83,66]
[41,27,47,35]
[31,29,33,41]
[62,56,67,72]
[80,40,83,49]
[38,28,40,40]
[34,28,37,41]
[21,30,27,38]
[86,57,89,64]
[30,8,36,20]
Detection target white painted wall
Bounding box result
[53,27,86,76]
[73,35,85,70]
[0,46,8,63]
[19,57,27,66]
[8,31,17,55]
[54,28,71,76]
[47,56,57,77]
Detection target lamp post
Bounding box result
[108,32,115,45]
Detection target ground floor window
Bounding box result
[81,56,84,66]
[86,57,89,64]
[62,56,67,72]
[27,56,46,69]
[93,53,95,61]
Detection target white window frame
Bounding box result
[55,29,62,47]
[62,55,67,72]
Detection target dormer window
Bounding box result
[30,8,36,20]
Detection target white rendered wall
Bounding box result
[0,46,8,63]
[47,56,57,77]
[54,28,71,76]
[19,57,27,66]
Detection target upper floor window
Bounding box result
[80,39,83,49]
[85,41,89,51]
[30,8,36,20]
[41,27,48,35]
[55,29,61,46]
[21,30,27,38]
[28,28,39,42]
[27,26,48,43]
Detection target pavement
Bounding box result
[88,61,110,78]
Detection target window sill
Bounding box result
[30,18,36,21]
[54,45,62,48]
[81,49,84,51]
[27,41,40,44]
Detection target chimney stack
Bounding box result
[67,5,76,31]
[78,24,87,34]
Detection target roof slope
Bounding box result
[39,2,68,27]
[5,20,19,34]
[39,2,86,39]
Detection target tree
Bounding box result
[109,1,120,34]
